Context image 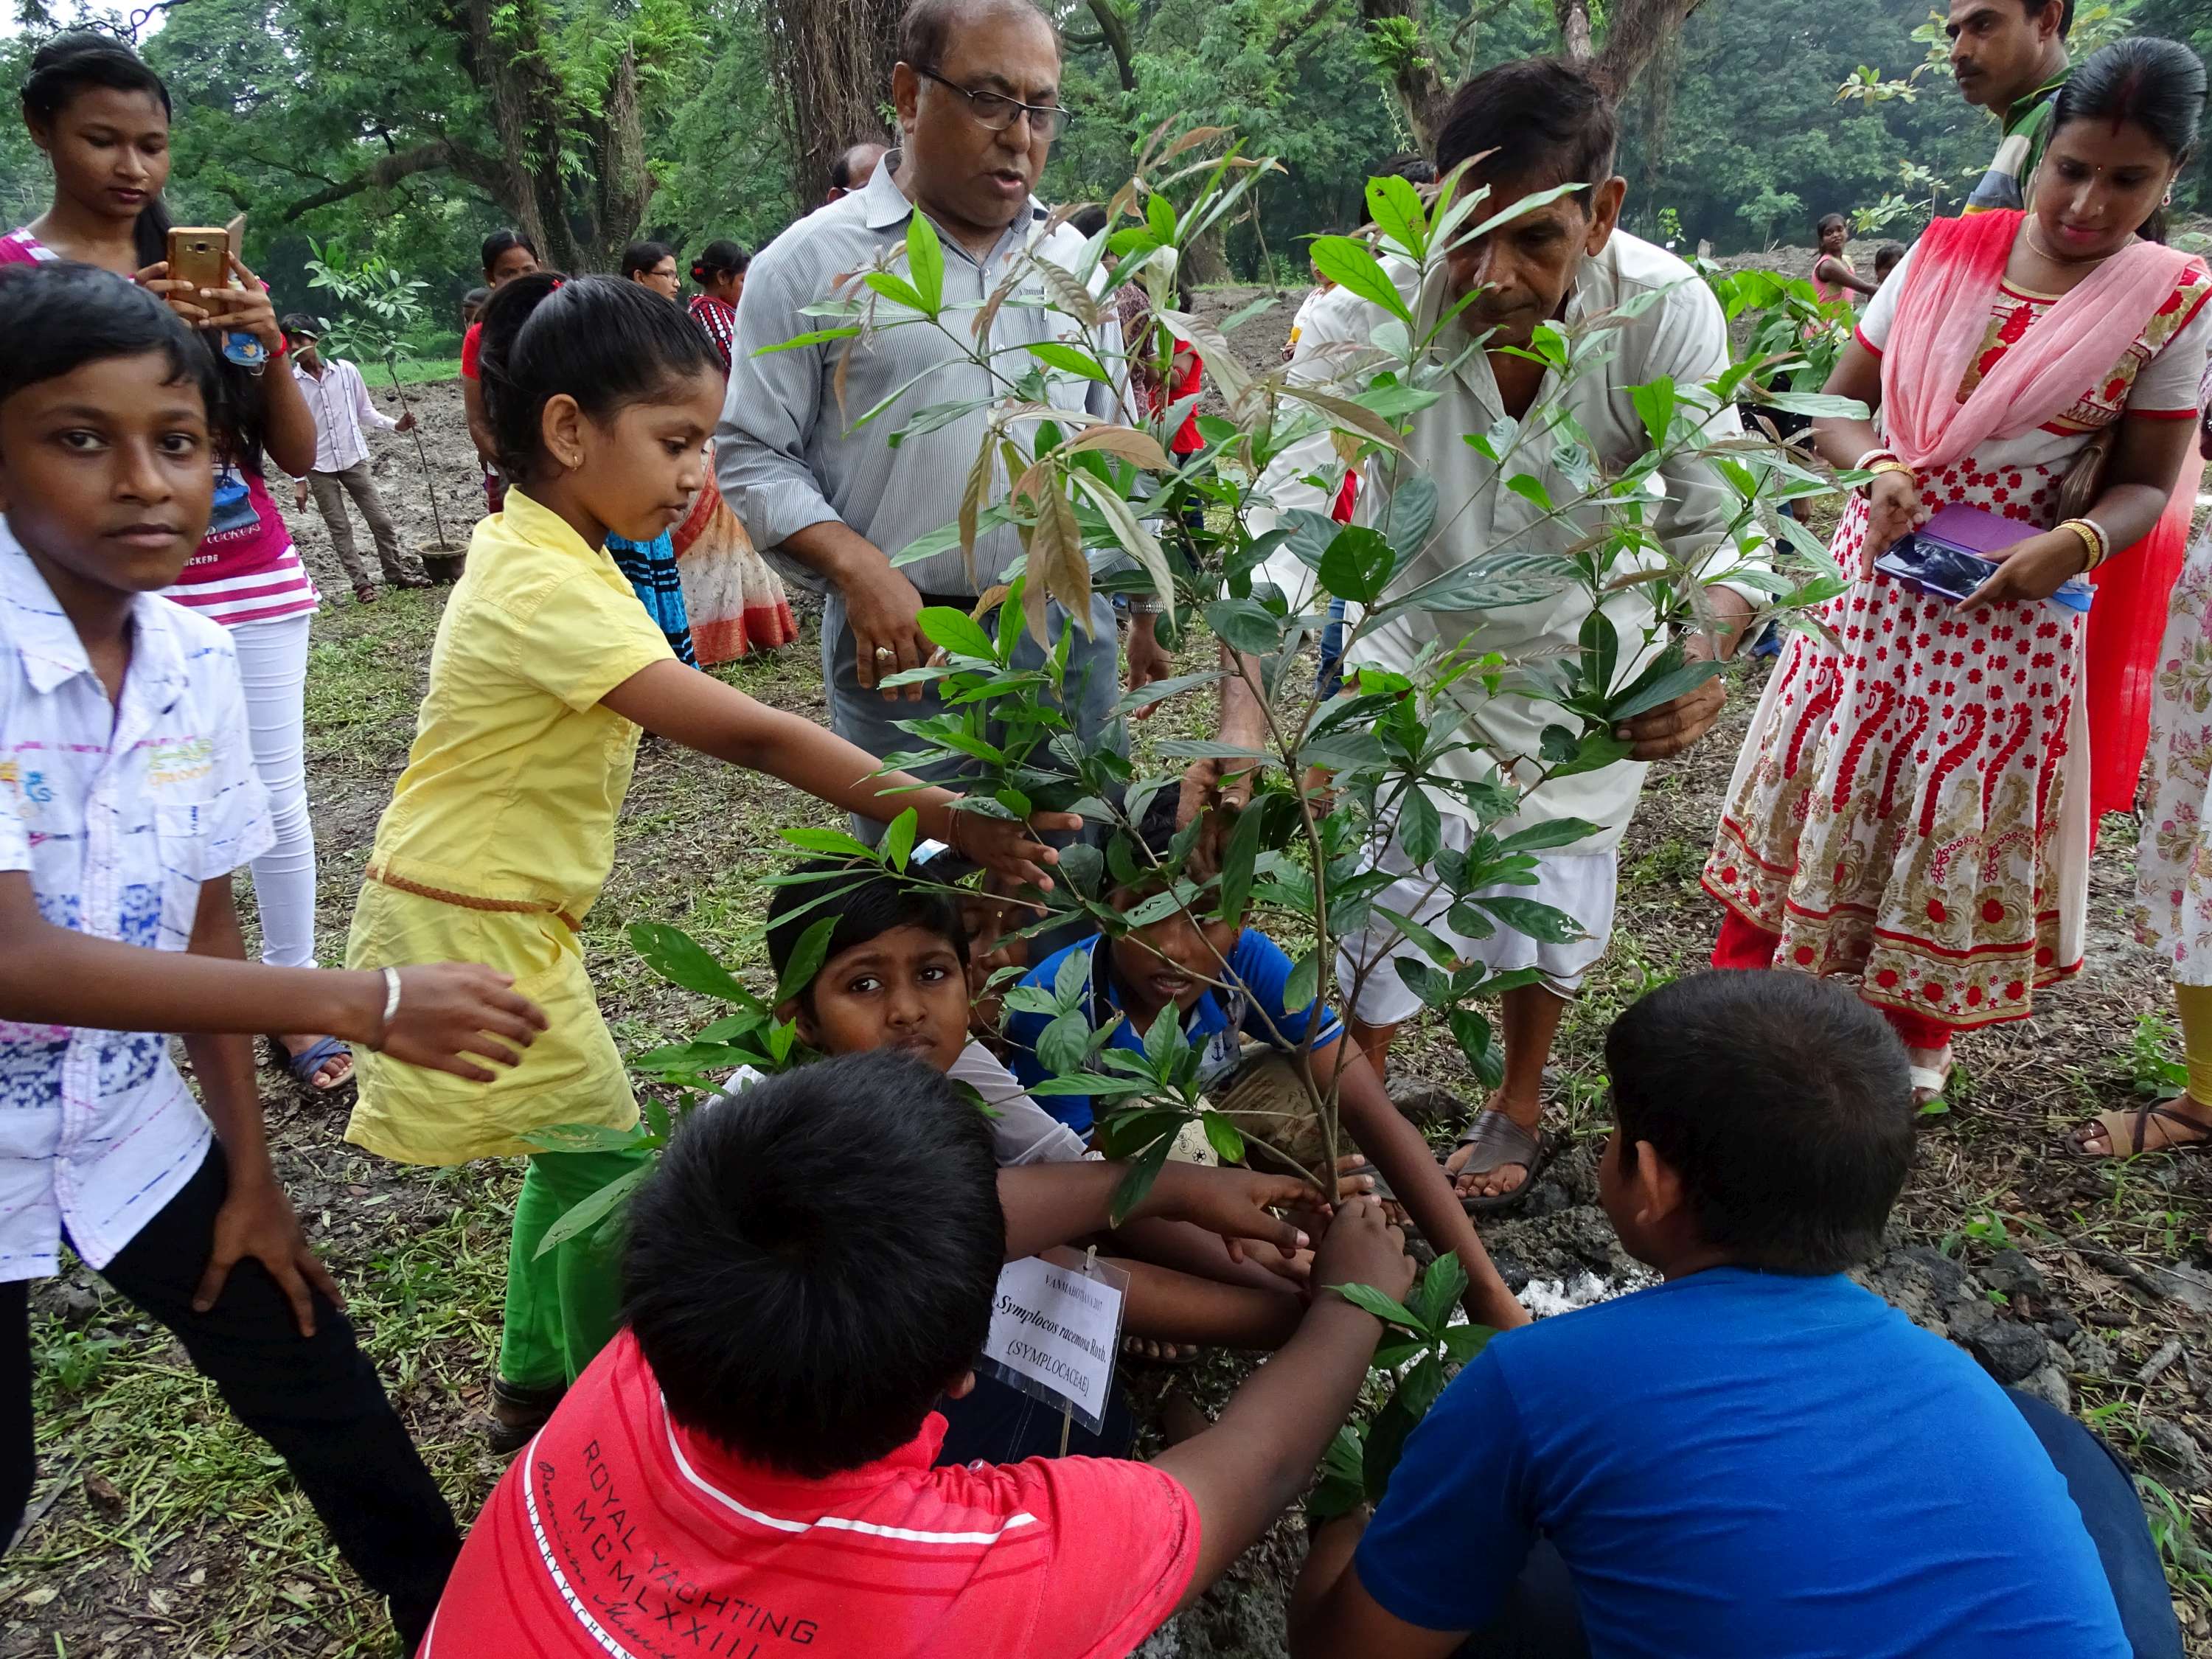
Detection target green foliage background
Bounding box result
[0,0,2204,352]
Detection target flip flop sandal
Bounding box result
[1444,1108,1556,1217]
[265,1034,355,1095]
[2067,1098,2212,1159]
[352,581,379,604]
[488,1378,567,1454]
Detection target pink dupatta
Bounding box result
[1881,210,2203,821]
[1881,210,2194,471]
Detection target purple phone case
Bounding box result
[1917,504,2021,557]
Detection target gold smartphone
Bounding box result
[165,225,229,297]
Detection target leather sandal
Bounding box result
[1444,1107,1555,1216]
[2067,1097,2212,1160]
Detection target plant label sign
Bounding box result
[978,1247,1129,1434]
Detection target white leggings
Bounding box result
[230,614,319,972]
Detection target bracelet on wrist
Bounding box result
[1861,459,1915,494]
[368,965,401,1051]
[2057,517,2110,574]
[1852,446,1901,473]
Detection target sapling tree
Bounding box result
[302,240,455,551]
[533,125,1863,1460]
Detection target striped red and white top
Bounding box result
[422,1329,1200,1658]
[164,467,319,629]
[0,228,58,266]
[3,226,319,630]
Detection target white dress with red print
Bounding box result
[1706,243,2212,1032]
[2136,361,2212,985]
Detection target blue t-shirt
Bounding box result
[1006,930,1343,1136]
[1357,1269,2128,1658]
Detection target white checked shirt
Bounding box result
[0,525,273,1279]
[290,355,400,476]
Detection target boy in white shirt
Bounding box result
[281,313,428,601]
[0,262,543,1649]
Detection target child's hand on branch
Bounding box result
[1312,1194,1415,1305]
[1147,1164,1321,1256]
[361,964,548,1082]
[946,805,1083,891]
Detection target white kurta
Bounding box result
[1257,231,1769,851]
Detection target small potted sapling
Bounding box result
[305,240,466,582]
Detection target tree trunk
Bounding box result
[1591,0,1711,98]
[581,46,656,271]
[1554,0,1593,60]
[1081,0,1138,91]
[762,0,905,209]
[1352,0,1453,152]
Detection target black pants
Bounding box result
[1458,1388,2183,1659]
[0,1146,459,1653]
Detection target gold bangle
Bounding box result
[2057,518,2107,574]
[1862,459,1915,493]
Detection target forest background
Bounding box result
[3,0,2209,364]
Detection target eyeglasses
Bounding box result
[918,68,1072,140]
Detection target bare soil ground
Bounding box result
[5,341,2208,1658]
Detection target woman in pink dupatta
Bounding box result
[1705,38,2211,1102]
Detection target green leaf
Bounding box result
[524,1121,655,1155]
[779,825,880,860]
[1110,1134,1175,1226]
[1037,1009,1096,1078]
[1362,1391,1421,1504]
[918,605,998,661]
[1366,173,1426,257]
[1378,470,1437,564]
[771,916,838,1006]
[1629,376,1678,447]
[1448,1006,1502,1088]
[1397,788,1442,869]
[1495,818,1601,855]
[1442,1322,1495,1363]
[1607,657,1725,722]
[1026,339,1110,381]
[532,1164,652,1259]
[1503,473,1554,512]
[1753,389,1868,418]
[883,808,919,874]
[1413,1252,1470,1329]
[1332,1281,1424,1329]
[906,212,945,312]
[628,922,755,1006]
[1283,947,1321,1015]
[1202,1110,1247,1164]
[1217,796,1267,925]
[863,270,927,312]
[1205,597,1288,658]
[1307,235,1414,328]
[1318,525,1397,606]
[1471,894,1587,945]
[1053,940,1095,1006]
[751,326,860,356]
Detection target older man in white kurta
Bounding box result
[1209,60,1767,1207]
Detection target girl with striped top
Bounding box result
[10,32,350,1093]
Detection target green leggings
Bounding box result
[499,1146,655,1389]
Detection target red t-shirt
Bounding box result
[424,1332,1201,1659]
[1169,351,1204,456]
[460,320,484,380]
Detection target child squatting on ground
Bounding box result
[423,1048,1416,1656]
[335,271,1085,1453]
[0,261,551,1650]
[1287,970,2183,1659]
[1006,795,1531,1335]
[762,857,1318,1461]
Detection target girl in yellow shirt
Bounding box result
[344,272,1076,1448]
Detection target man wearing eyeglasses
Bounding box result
[718,0,1148,844]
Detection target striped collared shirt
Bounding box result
[714,155,1125,597]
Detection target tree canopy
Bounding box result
[1,0,2202,349]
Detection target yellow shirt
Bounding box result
[344,490,675,1165]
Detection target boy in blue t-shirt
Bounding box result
[1007,798,1527,1334]
[1289,970,2178,1659]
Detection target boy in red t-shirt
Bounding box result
[425,1050,1413,1659]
